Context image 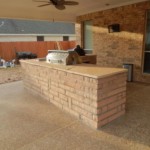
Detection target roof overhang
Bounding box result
[0,0,148,22]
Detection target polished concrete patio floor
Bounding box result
[0,81,150,150]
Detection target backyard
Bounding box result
[0,65,22,84]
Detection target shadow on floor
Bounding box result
[99,82,150,147]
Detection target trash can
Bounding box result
[123,64,133,82]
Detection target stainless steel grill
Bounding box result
[46,50,82,65]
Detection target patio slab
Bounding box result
[0,81,150,150]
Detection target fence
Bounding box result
[0,41,76,61]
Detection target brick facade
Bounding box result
[76,1,150,83]
[21,61,127,129]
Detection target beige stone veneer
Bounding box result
[21,59,127,129]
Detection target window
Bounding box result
[83,20,93,53]
[37,36,44,41]
[143,10,150,73]
[63,36,69,41]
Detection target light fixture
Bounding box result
[108,24,120,33]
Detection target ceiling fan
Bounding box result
[33,0,79,10]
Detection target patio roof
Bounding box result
[0,0,147,22]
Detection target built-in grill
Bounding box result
[16,52,37,59]
[46,50,82,65]
[16,52,37,64]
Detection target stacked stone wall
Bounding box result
[21,62,126,128]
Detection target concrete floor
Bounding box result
[0,81,150,150]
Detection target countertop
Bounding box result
[20,59,127,79]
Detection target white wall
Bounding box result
[69,36,76,41]
[0,34,76,42]
[0,35,36,42]
[44,34,76,41]
[44,36,62,41]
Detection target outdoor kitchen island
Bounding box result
[21,59,127,129]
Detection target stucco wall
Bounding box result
[76,1,150,83]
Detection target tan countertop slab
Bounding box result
[20,59,127,79]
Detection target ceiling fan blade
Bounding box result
[64,1,79,5]
[38,3,51,7]
[33,0,50,2]
[51,0,65,5]
[55,5,65,10]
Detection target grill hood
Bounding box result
[46,50,82,65]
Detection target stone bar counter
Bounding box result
[20,60,127,129]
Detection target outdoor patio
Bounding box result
[0,0,150,149]
[0,69,150,150]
